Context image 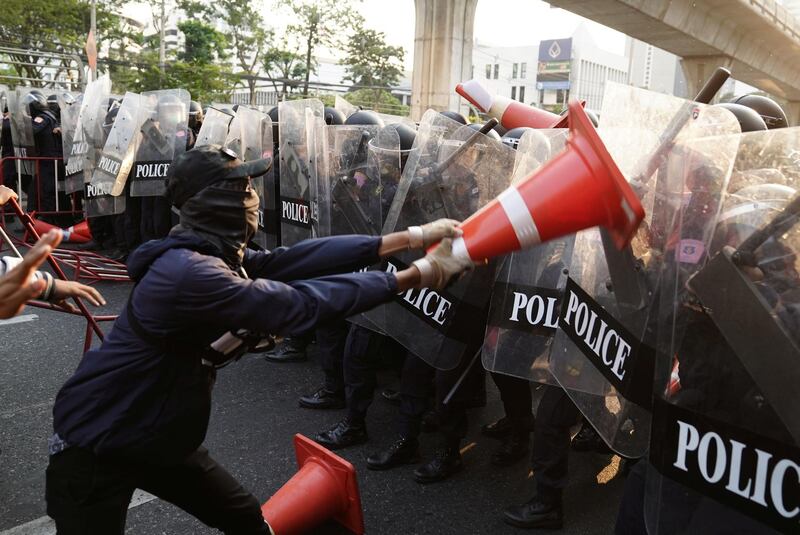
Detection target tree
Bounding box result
[262,36,308,99]
[341,24,405,99]
[345,88,409,116]
[0,0,123,87]
[281,0,364,96]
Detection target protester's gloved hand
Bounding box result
[408,219,462,249]
[412,238,473,289]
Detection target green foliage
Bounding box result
[262,37,308,98]
[346,88,408,116]
[178,20,227,64]
[341,25,404,90]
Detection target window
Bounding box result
[520,62,527,79]
[511,86,517,100]
[519,86,525,103]
[486,64,492,79]
[493,64,499,79]
[512,63,518,79]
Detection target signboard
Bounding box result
[538,38,572,62]
[537,81,571,91]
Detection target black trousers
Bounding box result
[316,320,348,393]
[46,446,270,535]
[140,196,173,242]
[490,371,533,421]
[344,324,390,422]
[530,385,582,503]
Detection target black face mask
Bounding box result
[176,178,259,266]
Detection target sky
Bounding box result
[125,0,629,70]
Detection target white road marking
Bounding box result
[0,314,38,326]
[0,490,157,535]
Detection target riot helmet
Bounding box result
[24,90,48,116]
[105,97,121,114]
[102,106,119,138]
[439,110,468,125]
[731,94,789,129]
[157,93,187,130]
[466,122,501,141]
[46,93,61,118]
[189,100,204,131]
[380,122,417,172]
[714,103,767,133]
[500,127,532,150]
[324,106,346,126]
[267,106,279,142]
[344,110,384,127]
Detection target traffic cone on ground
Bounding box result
[261,434,364,535]
[450,99,645,264]
[456,79,568,129]
[31,217,92,244]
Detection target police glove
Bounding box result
[408,219,462,249]
[412,238,473,289]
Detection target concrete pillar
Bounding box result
[411,0,478,121]
[679,56,732,101]
[785,101,800,127]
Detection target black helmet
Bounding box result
[324,106,346,125]
[440,110,468,125]
[105,97,121,114]
[189,100,203,126]
[466,122,501,141]
[267,106,279,142]
[731,94,788,129]
[102,106,119,137]
[23,90,48,115]
[500,127,532,150]
[383,122,417,152]
[714,103,767,133]
[345,110,384,127]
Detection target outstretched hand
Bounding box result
[0,185,18,206]
[0,230,61,319]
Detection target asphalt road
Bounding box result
[0,276,626,534]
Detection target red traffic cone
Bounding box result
[450,99,645,264]
[69,220,93,240]
[31,217,92,244]
[456,79,565,129]
[261,434,364,535]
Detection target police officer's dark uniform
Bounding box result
[46,144,467,534]
[1,105,16,196]
[26,92,60,219]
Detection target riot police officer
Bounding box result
[25,90,60,219]
[188,100,203,138]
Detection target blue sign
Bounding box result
[538,38,572,62]
[537,81,571,90]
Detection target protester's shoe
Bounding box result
[314,418,368,450]
[481,417,513,438]
[367,437,420,471]
[263,337,308,363]
[491,431,530,467]
[413,447,463,484]
[299,387,345,410]
[420,410,440,433]
[571,424,611,454]
[104,248,129,262]
[381,388,401,405]
[503,495,563,529]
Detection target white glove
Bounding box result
[411,238,474,290]
[408,219,462,249]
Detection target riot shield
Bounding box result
[63,76,110,193]
[547,83,741,457]
[315,124,400,238]
[278,99,324,246]
[482,129,570,383]
[7,87,38,176]
[255,113,278,250]
[361,110,516,370]
[130,89,190,197]
[644,127,800,534]
[194,107,235,148]
[57,91,82,192]
[334,95,358,120]
[86,92,144,217]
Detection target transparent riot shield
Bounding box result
[482,129,570,383]
[86,92,144,217]
[547,83,741,457]
[361,109,516,370]
[0,85,8,158]
[334,95,358,120]
[63,76,110,193]
[130,89,190,197]
[644,127,800,535]
[278,99,324,246]
[7,87,38,176]
[195,107,235,148]
[57,91,81,191]
[315,124,399,238]
[255,113,278,250]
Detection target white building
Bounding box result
[625,39,686,98]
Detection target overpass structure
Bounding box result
[412,0,800,124]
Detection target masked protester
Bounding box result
[45,144,471,535]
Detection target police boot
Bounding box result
[571,423,611,454]
[491,427,530,467]
[503,494,563,530]
[366,436,420,471]
[314,417,368,450]
[263,337,308,363]
[298,387,345,410]
[413,446,463,484]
